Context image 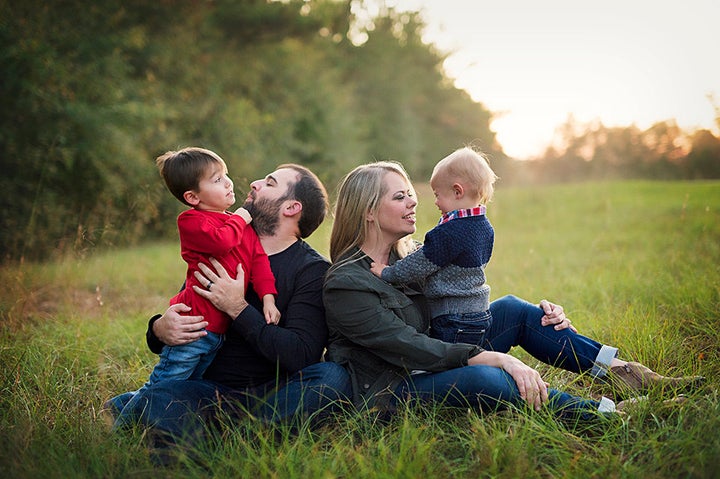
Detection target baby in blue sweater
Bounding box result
[371,146,498,346]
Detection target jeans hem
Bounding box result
[590,345,619,378]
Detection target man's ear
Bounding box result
[183,190,200,206]
[453,183,465,199]
[283,200,303,217]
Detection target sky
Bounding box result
[382,0,720,158]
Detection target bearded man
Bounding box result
[104,164,350,460]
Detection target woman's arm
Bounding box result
[325,265,550,410]
[324,280,477,372]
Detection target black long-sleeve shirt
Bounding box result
[146,240,330,389]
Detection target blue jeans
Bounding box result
[392,366,604,421]
[431,310,493,345]
[112,361,351,439]
[148,330,223,384]
[485,295,616,376]
[391,295,618,418]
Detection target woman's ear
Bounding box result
[366,211,375,222]
[183,190,200,206]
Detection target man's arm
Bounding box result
[230,261,328,372]
[194,257,328,373]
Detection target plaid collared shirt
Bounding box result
[437,205,487,225]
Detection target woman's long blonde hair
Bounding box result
[329,161,416,267]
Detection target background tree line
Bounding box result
[1,0,718,263]
[511,113,720,184]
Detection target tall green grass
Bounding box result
[1,180,719,478]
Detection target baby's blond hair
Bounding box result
[430,147,498,204]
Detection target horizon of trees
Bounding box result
[515,111,720,183]
[1,0,718,263]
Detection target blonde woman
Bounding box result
[370,147,498,345]
[323,157,700,417]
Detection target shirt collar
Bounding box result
[438,205,486,225]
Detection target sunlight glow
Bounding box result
[386,0,720,158]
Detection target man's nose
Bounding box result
[250,179,262,191]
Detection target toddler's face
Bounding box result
[194,164,235,212]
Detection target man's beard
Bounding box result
[243,194,285,237]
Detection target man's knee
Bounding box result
[302,361,352,399]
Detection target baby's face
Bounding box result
[431,183,455,214]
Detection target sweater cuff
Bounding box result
[146,314,165,355]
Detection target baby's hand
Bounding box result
[234,207,252,224]
[370,262,387,278]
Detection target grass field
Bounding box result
[1,180,719,478]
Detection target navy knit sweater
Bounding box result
[381,210,494,317]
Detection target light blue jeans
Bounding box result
[112,330,223,429]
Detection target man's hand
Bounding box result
[193,257,249,318]
[539,299,577,332]
[153,303,208,346]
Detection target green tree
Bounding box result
[0,0,166,260]
[686,130,720,179]
[0,0,500,262]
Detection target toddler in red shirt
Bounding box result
[130,147,279,397]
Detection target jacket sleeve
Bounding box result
[324,272,479,372]
[146,314,164,354]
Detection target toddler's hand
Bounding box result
[234,207,252,224]
[264,304,281,325]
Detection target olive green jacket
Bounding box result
[323,249,482,410]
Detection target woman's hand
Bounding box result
[193,257,249,318]
[539,299,577,332]
[468,351,549,411]
[153,303,208,346]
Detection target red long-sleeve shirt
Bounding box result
[169,208,277,334]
